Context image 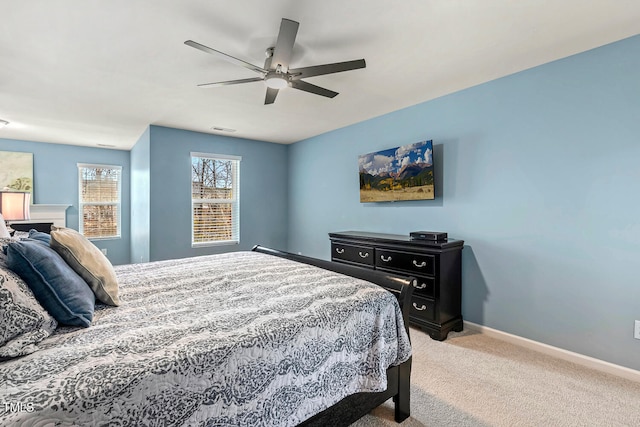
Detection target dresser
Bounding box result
[9,222,54,234]
[329,231,464,341]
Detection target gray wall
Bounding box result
[147,126,289,261]
[287,35,640,371]
[0,138,131,265]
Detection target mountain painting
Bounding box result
[359,140,434,202]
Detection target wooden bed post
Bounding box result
[395,356,412,421]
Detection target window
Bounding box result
[78,164,122,239]
[191,153,241,246]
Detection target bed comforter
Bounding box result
[1,251,411,426]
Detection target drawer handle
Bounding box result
[413,281,427,290]
[380,255,392,262]
[412,302,427,311]
[358,251,369,258]
[412,260,427,268]
[335,248,345,254]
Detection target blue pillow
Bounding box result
[6,240,95,327]
[28,229,52,246]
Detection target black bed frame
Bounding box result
[252,246,414,426]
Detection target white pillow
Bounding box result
[0,213,10,238]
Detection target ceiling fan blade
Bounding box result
[185,40,266,74]
[197,77,264,88]
[265,87,279,104]
[290,80,338,98]
[270,19,299,70]
[289,59,366,80]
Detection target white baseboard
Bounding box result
[464,321,640,383]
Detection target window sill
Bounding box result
[192,241,239,248]
[88,236,121,241]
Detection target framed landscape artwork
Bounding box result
[359,140,434,202]
[0,151,34,196]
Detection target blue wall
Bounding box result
[1,126,289,265]
[0,139,131,265]
[130,126,151,263]
[146,126,288,261]
[287,35,640,371]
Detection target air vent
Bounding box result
[211,126,236,133]
[97,143,116,148]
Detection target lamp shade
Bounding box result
[0,191,31,221]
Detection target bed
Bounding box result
[0,244,413,426]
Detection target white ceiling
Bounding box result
[1,0,639,150]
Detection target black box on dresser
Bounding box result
[329,231,464,341]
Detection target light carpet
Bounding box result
[352,327,640,426]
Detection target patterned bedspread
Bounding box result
[1,251,411,426]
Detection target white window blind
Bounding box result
[78,164,122,239]
[191,153,241,246]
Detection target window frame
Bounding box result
[190,152,241,248]
[77,163,122,240]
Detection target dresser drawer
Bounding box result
[331,242,374,267]
[375,248,435,276]
[411,277,435,298]
[410,296,436,322]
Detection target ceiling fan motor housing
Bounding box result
[264,71,289,89]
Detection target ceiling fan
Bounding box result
[185,18,366,105]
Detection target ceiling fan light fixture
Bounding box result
[264,74,288,90]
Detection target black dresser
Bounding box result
[10,222,54,234]
[329,231,464,341]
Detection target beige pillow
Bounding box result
[49,226,120,306]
